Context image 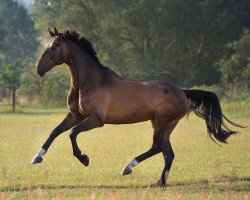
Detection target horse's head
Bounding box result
[35,27,67,77]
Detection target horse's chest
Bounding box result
[67,89,90,116]
[78,97,92,115]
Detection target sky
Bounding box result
[16,0,33,9]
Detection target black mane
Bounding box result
[59,30,101,64]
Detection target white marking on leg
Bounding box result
[129,158,138,167]
[31,148,46,164]
[126,158,138,170]
[121,159,138,175]
[37,148,46,157]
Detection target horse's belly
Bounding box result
[105,108,154,124]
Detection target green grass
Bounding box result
[0,105,249,199]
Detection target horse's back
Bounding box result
[104,78,189,124]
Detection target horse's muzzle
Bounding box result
[35,66,46,77]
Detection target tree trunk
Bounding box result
[12,85,16,113]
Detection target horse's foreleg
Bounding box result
[31,113,81,164]
[69,115,103,166]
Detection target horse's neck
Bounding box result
[67,63,79,90]
[66,44,103,91]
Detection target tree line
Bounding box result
[0,0,249,111]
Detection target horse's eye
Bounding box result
[51,45,57,50]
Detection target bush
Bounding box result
[217,29,250,101]
[19,66,70,106]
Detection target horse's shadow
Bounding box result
[1,177,249,192]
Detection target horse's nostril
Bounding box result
[36,67,40,74]
[35,67,44,77]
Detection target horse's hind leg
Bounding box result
[153,123,177,187]
[160,139,174,187]
[121,120,165,175]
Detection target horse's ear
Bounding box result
[48,28,55,37]
[54,27,59,36]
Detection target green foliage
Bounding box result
[0,64,20,88]
[39,68,69,106]
[32,0,250,87]
[0,0,38,103]
[19,66,69,105]
[0,0,38,68]
[0,64,20,112]
[217,29,250,100]
[19,70,42,99]
[1,0,249,105]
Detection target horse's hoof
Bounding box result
[79,154,89,166]
[149,180,165,188]
[121,166,132,176]
[31,156,43,164]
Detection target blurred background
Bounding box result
[0,0,249,112]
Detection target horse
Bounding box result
[31,27,243,187]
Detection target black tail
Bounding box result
[183,89,244,144]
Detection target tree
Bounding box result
[218,29,250,99]
[32,0,250,87]
[0,0,38,112]
[0,64,20,112]
[19,67,70,106]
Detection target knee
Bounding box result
[152,145,162,153]
[168,152,175,161]
[69,129,77,139]
[50,125,64,138]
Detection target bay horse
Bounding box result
[32,28,243,187]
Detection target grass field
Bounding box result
[0,104,249,199]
